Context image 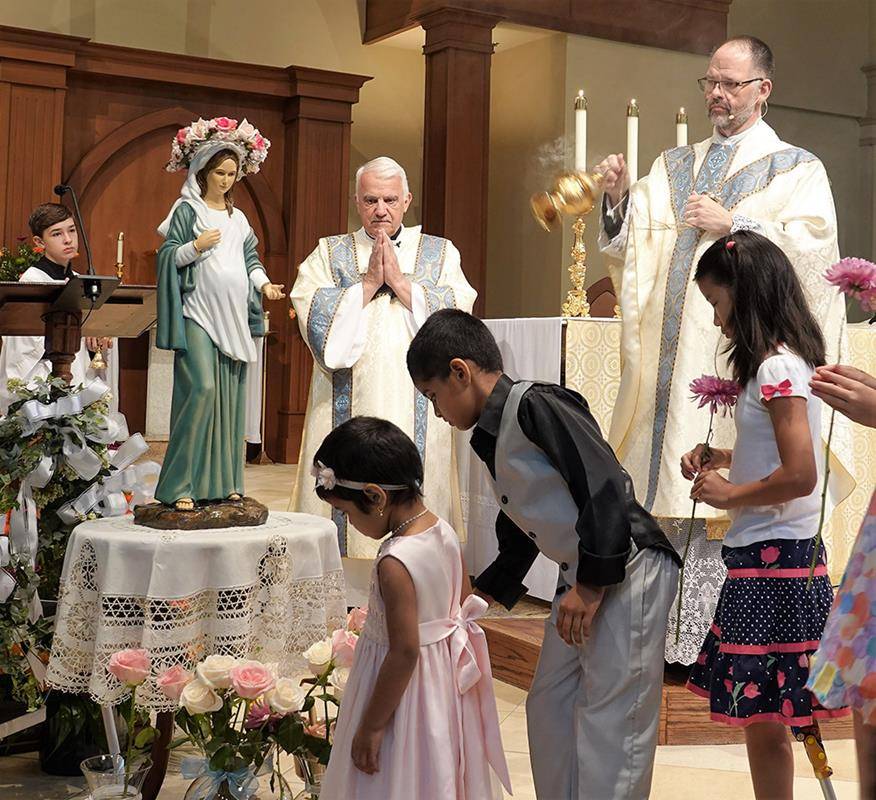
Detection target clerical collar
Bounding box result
[32,255,73,282]
[712,117,765,146]
[363,224,404,246]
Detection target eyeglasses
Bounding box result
[697,77,765,95]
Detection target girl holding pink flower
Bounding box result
[681,231,849,799]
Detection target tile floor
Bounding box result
[0,461,860,798]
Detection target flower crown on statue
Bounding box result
[166,117,270,178]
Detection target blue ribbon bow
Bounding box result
[180,756,260,800]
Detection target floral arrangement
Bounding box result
[0,237,43,282]
[167,117,270,178]
[137,607,367,800]
[0,376,157,749]
[676,375,741,642]
[807,256,876,584]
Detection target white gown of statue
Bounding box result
[290,225,477,604]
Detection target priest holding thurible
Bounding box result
[595,35,855,663]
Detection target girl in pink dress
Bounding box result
[313,416,511,800]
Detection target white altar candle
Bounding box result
[116,232,124,264]
[626,98,639,184]
[676,107,688,147]
[574,90,587,172]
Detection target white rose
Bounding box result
[238,119,256,139]
[196,655,239,689]
[328,667,350,698]
[302,638,333,674]
[179,678,223,715]
[190,119,209,139]
[265,677,307,715]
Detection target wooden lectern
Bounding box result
[0,277,157,382]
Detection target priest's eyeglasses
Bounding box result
[697,77,764,95]
[362,195,401,208]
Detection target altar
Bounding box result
[458,317,875,602]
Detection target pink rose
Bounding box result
[743,682,760,699]
[254,134,266,151]
[782,698,795,718]
[108,649,150,686]
[346,607,368,634]
[156,665,193,700]
[777,669,786,688]
[214,116,238,131]
[798,653,809,669]
[331,629,358,668]
[723,679,734,693]
[176,128,188,144]
[229,661,275,700]
[760,546,781,565]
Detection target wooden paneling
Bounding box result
[365,0,732,55]
[0,25,369,457]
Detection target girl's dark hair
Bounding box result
[196,148,239,215]
[694,230,825,385]
[313,416,424,513]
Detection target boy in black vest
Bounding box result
[407,308,680,800]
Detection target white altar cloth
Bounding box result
[456,317,563,602]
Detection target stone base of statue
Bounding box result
[134,497,269,530]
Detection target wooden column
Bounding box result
[0,29,82,244]
[419,8,501,317]
[265,67,370,464]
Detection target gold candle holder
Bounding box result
[116,232,125,281]
[530,169,603,318]
[676,107,688,125]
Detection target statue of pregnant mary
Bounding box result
[154,117,285,510]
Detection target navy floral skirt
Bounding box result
[687,537,851,727]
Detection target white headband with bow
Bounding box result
[311,461,411,492]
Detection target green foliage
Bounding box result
[0,239,42,282]
[0,378,114,712]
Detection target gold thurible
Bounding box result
[530,169,604,318]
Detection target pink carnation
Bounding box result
[346,607,368,634]
[825,257,876,301]
[214,116,238,131]
[156,664,193,700]
[229,661,275,700]
[108,648,150,686]
[331,629,358,668]
[760,546,781,565]
[689,375,741,417]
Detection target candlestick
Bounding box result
[574,90,587,172]
[626,99,639,184]
[676,107,688,147]
[116,232,124,281]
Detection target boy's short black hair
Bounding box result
[28,203,73,238]
[406,308,503,382]
[313,416,423,513]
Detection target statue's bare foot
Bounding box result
[174,497,195,511]
[227,493,243,502]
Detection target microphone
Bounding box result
[727,101,756,122]
[54,183,95,276]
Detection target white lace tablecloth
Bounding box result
[46,512,346,711]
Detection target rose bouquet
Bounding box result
[155,607,366,800]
